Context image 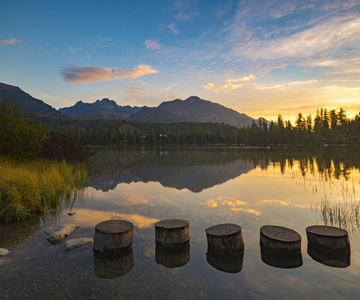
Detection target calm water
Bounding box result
[1,146,360,299]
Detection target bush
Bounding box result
[41,132,93,162]
[0,101,47,158]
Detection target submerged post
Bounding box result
[155,219,190,249]
[93,220,134,258]
[306,225,350,252]
[260,225,301,254]
[205,223,244,254]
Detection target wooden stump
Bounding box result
[306,225,350,252]
[93,220,134,258]
[260,246,303,269]
[155,219,190,249]
[307,243,350,268]
[94,249,134,278]
[205,223,244,254]
[155,243,190,268]
[260,225,301,254]
[206,250,244,273]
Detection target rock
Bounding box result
[64,238,94,251]
[44,224,80,245]
[0,248,10,256]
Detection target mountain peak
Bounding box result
[185,96,202,102]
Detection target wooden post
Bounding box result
[93,220,134,258]
[155,219,190,249]
[306,225,350,252]
[260,225,301,254]
[205,223,244,254]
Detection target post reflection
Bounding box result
[307,244,350,268]
[206,249,244,273]
[155,244,190,268]
[94,248,134,279]
[260,246,303,269]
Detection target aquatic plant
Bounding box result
[0,157,88,222]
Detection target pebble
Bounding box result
[0,248,10,256]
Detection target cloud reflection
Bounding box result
[205,196,250,208]
[68,209,159,228]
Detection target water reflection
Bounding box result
[206,250,244,273]
[307,244,350,268]
[260,247,303,269]
[88,147,255,192]
[94,248,134,278]
[155,244,190,268]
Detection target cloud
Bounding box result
[204,78,318,92]
[145,39,161,50]
[234,16,360,68]
[203,82,246,92]
[226,74,256,82]
[0,38,21,45]
[62,65,159,83]
[175,12,197,20]
[168,23,180,35]
[287,79,318,86]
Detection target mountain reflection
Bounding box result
[88,147,257,192]
[88,146,360,193]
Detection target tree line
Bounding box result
[59,108,360,146]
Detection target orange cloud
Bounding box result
[203,82,246,92]
[0,38,21,45]
[226,75,256,82]
[62,65,159,83]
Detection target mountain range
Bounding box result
[1,82,265,128]
[0,82,67,119]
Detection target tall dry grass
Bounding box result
[0,157,88,222]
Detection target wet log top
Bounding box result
[155,219,189,229]
[95,220,134,234]
[306,225,348,237]
[260,225,301,242]
[206,223,241,236]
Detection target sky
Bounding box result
[1,0,360,122]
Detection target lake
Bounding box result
[1,146,360,299]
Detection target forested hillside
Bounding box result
[57,108,360,146]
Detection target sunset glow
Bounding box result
[0,0,359,121]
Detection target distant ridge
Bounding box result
[61,95,265,128]
[0,82,68,119]
[130,96,256,128]
[59,98,145,119]
[0,82,268,128]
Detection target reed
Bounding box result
[0,157,88,222]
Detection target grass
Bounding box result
[0,157,88,222]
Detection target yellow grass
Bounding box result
[0,157,88,222]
